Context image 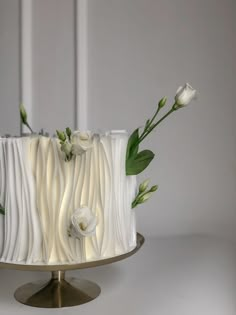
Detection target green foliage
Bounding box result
[125,96,178,176]
[0,203,5,215]
[126,128,139,161]
[56,128,74,161]
[66,127,72,140]
[132,179,158,208]
[158,96,167,109]
[126,150,155,175]
[19,104,34,133]
[150,185,158,192]
[20,104,27,124]
[126,128,155,175]
[139,179,150,193]
[56,130,66,142]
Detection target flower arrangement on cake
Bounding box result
[0,83,196,265]
[20,82,196,210]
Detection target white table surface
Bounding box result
[0,235,236,315]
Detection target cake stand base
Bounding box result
[1,234,144,308]
[14,271,101,308]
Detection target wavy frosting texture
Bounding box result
[0,132,137,264]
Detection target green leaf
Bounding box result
[126,150,155,175]
[0,203,5,215]
[126,128,139,161]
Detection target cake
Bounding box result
[0,83,197,266]
[0,131,137,264]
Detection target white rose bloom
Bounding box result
[175,83,196,106]
[69,207,97,239]
[71,131,93,156]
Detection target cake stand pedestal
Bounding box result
[0,233,144,308]
[14,270,101,308]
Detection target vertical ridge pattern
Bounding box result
[0,132,137,265]
[0,138,42,263]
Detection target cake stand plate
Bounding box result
[0,233,144,308]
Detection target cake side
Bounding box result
[0,132,137,265]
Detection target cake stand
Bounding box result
[0,233,144,308]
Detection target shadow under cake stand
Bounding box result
[0,233,144,308]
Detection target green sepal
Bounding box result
[126,150,155,175]
[66,127,72,139]
[19,104,27,124]
[158,96,167,109]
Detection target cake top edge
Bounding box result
[0,129,128,139]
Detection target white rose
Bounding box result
[68,207,97,239]
[175,83,196,106]
[71,131,93,156]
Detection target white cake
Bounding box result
[0,131,137,265]
[0,84,197,266]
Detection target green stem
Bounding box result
[132,199,138,208]
[0,204,5,215]
[25,122,34,134]
[139,107,175,143]
[139,106,161,140]
[132,189,148,208]
[147,107,161,130]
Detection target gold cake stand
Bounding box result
[0,233,144,308]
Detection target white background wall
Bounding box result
[0,0,20,135]
[0,0,235,241]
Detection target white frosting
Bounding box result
[0,132,137,264]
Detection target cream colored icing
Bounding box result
[0,132,137,265]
